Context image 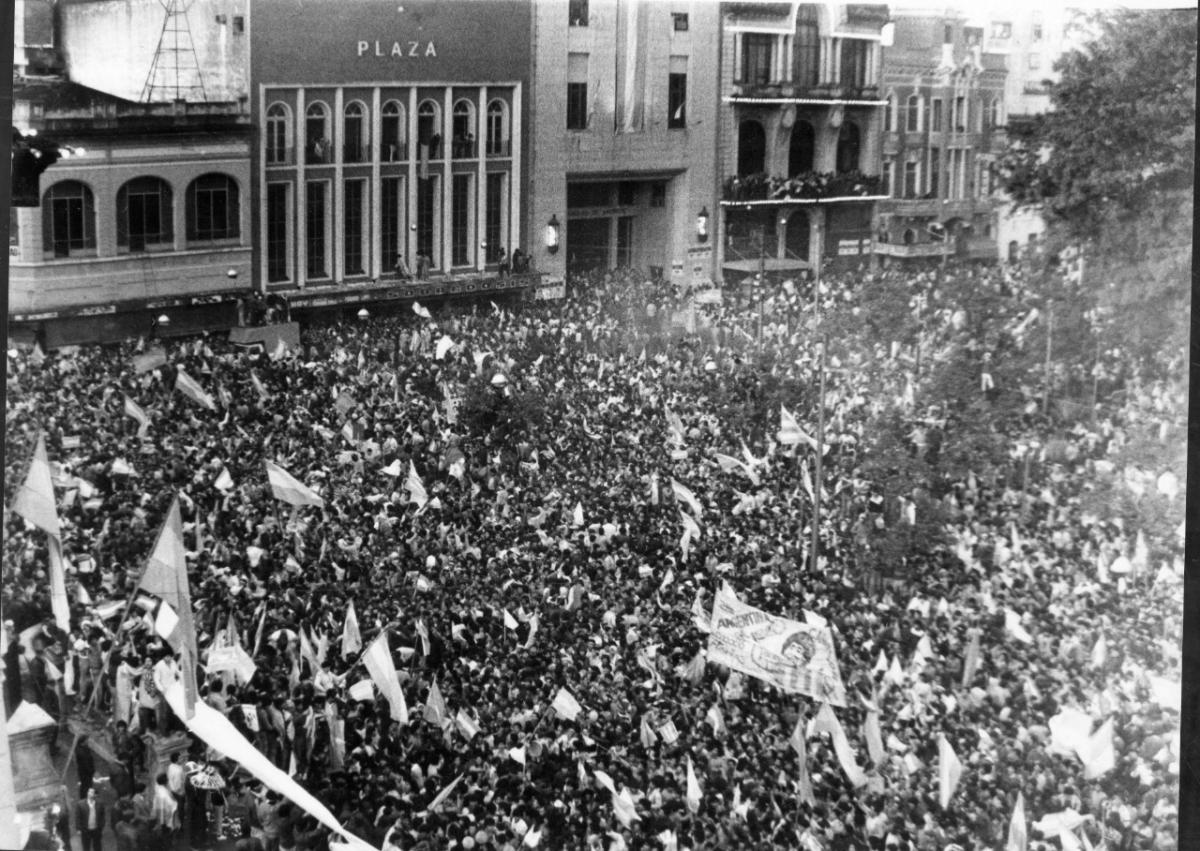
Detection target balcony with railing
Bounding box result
[380,142,408,163]
[450,138,476,159]
[265,146,295,166]
[305,141,332,165]
[723,170,885,204]
[343,143,369,164]
[485,139,512,158]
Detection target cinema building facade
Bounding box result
[251,0,531,296]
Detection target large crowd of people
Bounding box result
[2,259,1184,851]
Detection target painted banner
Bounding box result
[706,584,847,706]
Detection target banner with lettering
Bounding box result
[707,584,847,706]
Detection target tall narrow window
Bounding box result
[266,102,291,164]
[954,96,966,131]
[903,161,918,198]
[667,72,687,128]
[344,179,366,275]
[906,95,921,132]
[793,5,820,88]
[486,100,509,156]
[566,82,588,130]
[306,181,328,278]
[418,100,442,159]
[452,100,475,158]
[381,100,406,162]
[486,172,505,263]
[881,160,894,197]
[306,102,329,164]
[931,98,943,132]
[885,92,897,132]
[569,0,588,26]
[186,173,240,242]
[117,177,173,252]
[266,182,290,282]
[452,173,471,266]
[788,121,815,175]
[835,122,860,174]
[41,180,96,258]
[417,175,439,267]
[616,216,634,268]
[741,34,774,85]
[381,177,402,272]
[343,101,367,163]
[928,147,940,197]
[839,39,869,89]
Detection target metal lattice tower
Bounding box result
[141,0,208,103]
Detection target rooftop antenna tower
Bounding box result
[141,0,208,103]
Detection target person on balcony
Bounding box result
[496,248,509,277]
[394,254,413,281]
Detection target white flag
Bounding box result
[362,633,408,725]
[685,756,702,813]
[937,734,963,808]
[551,687,582,721]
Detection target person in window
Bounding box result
[429,133,442,159]
[512,248,528,273]
[496,248,509,277]
[394,254,412,281]
[416,252,431,280]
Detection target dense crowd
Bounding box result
[2,260,1184,851]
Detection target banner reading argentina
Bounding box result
[707,584,847,706]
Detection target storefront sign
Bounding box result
[687,246,712,282]
[535,279,566,301]
[838,239,862,256]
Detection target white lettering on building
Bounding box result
[356,40,438,58]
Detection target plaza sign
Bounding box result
[356,40,438,58]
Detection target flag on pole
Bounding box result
[425,773,464,814]
[1091,633,1107,669]
[215,467,234,493]
[524,613,539,649]
[423,679,448,728]
[250,371,270,401]
[551,687,582,721]
[123,395,151,435]
[808,703,867,787]
[265,461,325,508]
[962,631,982,687]
[362,632,409,725]
[1006,792,1027,851]
[48,537,71,632]
[639,715,657,749]
[937,734,963,808]
[508,746,526,766]
[864,710,885,765]
[778,406,817,449]
[13,435,61,538]
[685,756,702,814]
[1077,718,1115,779]
[175,369,217,411]
[435,335,455,361]
[572,502,585,527]
[455,709,479,741]
[138,497,199,718]
[705,704,725,736]
[789,716,816,805]
[342,602,362,658]
[670,478,703,517]
[406,462,428,509]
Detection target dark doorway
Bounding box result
[567,217,611,274]
[785,210,810,260]
[788,120,815,175]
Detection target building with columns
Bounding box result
[716,2,890,284]
[873,9,1008,265]
[527,0,721,287]
[251,0,529,292]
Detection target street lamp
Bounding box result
[357,307,370,321]
[545,215,560,255]
[696,207,709,244]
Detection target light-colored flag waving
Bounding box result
[265,461,325,508]
[413,301,432,320]
[363,632,409,725]
[671,478,703,517]
[551,687,582,721]
[175,368,217,411]
[341,601,362,658]
[1006,791,1027,851]
[938,734,963,808]
[778,406,817,449]
[685,756,702,813]
[14,434,61,538]
[406,462,428,509]
[123,395,151,435]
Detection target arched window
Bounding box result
[117,176,173,252]
[381,100,407,162]
[266,102,292,164]
[186,173,240,242]
[452,99,476,158]
[836,121,861,174]
[42,180,96,257]
[418,100,442,159]
[989,98,1002,129]
[343,101,368,163]
[788,120,815,175]
[306,101,329,163]
[906,94,922,132]
[737,120,766,176]
[486,99,509,156]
